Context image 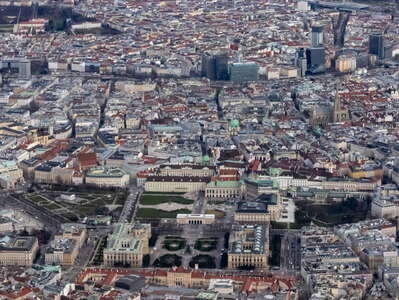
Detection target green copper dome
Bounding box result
[203,155,210,163]
[230,119,239,128]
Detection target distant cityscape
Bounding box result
[0,0,398,299]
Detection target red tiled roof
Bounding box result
[0,287,33,299]
[78,152,97,168]
[76,267,295,294]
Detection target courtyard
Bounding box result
[150,230,224,269]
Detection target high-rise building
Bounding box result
[215,53,229,80]
[295,48,307,77]
[18,59,31,79]
[311,25,324,47]
[369,33,384,60]
[201,53,216,80]
[229,62,259,82]
[298,58,307,77]
[306,47,325,74]
[201,52,229,80]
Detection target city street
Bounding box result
[119,183,141,223]
[280,231,301,272]
[61,230,104,283]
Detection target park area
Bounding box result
[136,192,193,219]
[272,197,369,229]
[153,254,182,268]
[162,236,187,251]
[139,193,194,205]
[22,189,128,221]
[150,233,221,269]
[194,238,218,252]
[136,208,191,219]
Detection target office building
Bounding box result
[18,59,31,79]
[297,58,307,77]
[295,48,306,63]
[215,53,229,80]
[369,33,384,60]
[311,25,324,47]
[295,48,307,76]
[306,47,325,74]
[229,62,259,82]
[201,53,216,80]
[201,52,229,80]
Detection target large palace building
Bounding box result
[103,223,151,268]
[228,224,269,270]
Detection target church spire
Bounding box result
[334,91,341,111]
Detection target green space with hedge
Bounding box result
[136,208,191,219]
[140,194,194,205]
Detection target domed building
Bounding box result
[202,155,210,164]
[229,119,240,134]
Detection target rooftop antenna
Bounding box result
[32,2,38,19]
[15,7,22,33]
[237,51,242,63]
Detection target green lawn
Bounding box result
[27,194,47,203]
[24,190,127,220]
[140,194,194,205]
[153,254,182,268]
[42,203,62,210]
[115,192,128,205]
[194,238,218,252]
[75,205,97,216]
[136,208,191,219]
[163,237,187,251]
